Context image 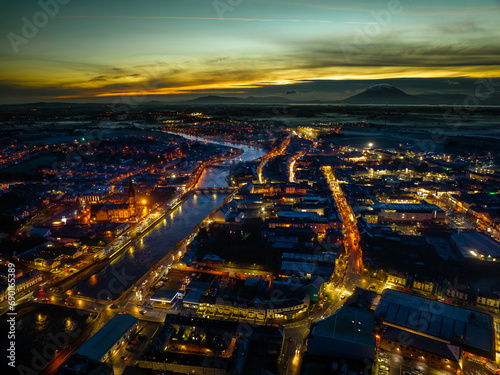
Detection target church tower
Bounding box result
[127,176,136,217]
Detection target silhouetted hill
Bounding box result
[343,84,421,104]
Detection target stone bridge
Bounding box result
[194,187,237,194]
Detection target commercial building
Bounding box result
[377,203,446,224]
[375,289,495,373]
[307,305,376,360]
[386,270,407,288]
[0,269,43,302]
[75,314,139,362]
[451,232,500,261]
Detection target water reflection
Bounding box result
[35,313,47,331]
[89,274,98,287]
[74,193,228,299]
[65,317,77,333]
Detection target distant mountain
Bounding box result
[343,84,421,104]
[342,84,500,105]
[182,95,293,104]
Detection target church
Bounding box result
[91,177,137,222]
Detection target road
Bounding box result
[288,149,307,183]
[275,165,371,375]
[257,135,291,183]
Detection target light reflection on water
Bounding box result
[65,317,77,333]
[74,193,228,299]
[89,274,98,287]
[35,313,47,331]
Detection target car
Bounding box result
[288,337,295,342]
[139,310,147,315]
[126,347,136,352]
[130,340,138,345]
[138,334,147,341]
[121,355,129,361]
[380,365,390,371]
[340,294,346,299]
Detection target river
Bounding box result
[73,136,265,299]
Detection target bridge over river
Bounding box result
[194,187,236,194]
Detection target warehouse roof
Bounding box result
[376,289,494,359]
[76,314,138,361]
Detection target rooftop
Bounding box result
[76,314,138,361]
[379,202,443,212]
[311,306,375,346]
[375,289,494,359]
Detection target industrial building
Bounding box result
[307,305,376,360]
[375,289,495,373]
[75,314,139,362]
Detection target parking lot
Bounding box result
[375,350,455,375]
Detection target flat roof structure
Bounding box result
[379,203,443,212]
[451,232,500,260]
[150,289,181,303]
[308,306,375,360]
[375,289,494,359]
[76,314,139,362]
[381,325,461,362]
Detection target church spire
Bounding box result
[127,175,136,218]
[128,176,135,198]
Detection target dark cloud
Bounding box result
[272,20,500,70]
[89,75,107,82]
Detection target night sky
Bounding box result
[1,0,499,103]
